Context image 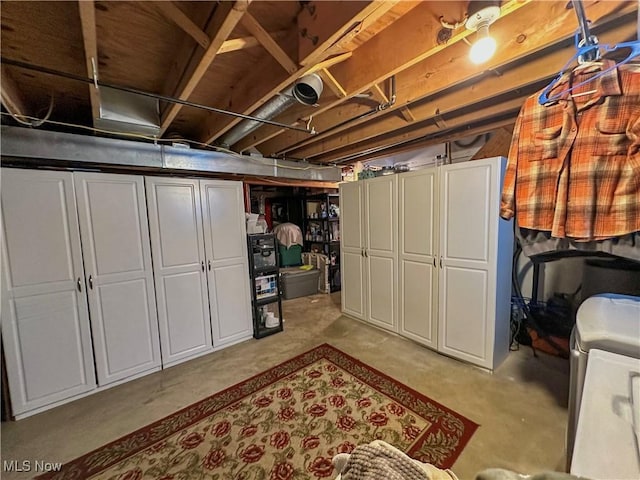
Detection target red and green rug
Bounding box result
[42,344,478,479]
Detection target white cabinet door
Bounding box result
[340,181,365,320]
[398,169,438,349]
[1,169,96,415]
[145,177,212,367]
[437,159,501,369]
[200,180,252,347]
[365,176,398,332]
[75,173,161,385]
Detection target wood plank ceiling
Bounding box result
[1,1,637,165]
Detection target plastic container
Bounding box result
[280,268,320,299]
[278,244,302,267]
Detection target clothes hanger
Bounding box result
[538,0,640,106]
[537,37,640,106]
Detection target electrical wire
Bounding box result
[0,112,336,171]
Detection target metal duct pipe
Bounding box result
[219,73,323,148]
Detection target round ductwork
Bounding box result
[293,73,324,105]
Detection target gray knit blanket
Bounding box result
[339,443,429,480]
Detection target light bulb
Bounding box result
[470,35,497,64]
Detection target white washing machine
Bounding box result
[566,294,640,467]
[571,349,640,479]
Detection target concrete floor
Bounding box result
[1,292,570,479]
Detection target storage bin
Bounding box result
[278,244,302,267]
[280,267,320,299]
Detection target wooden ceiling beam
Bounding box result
[198,1,400,145]
[331,0,528,95]
[307,52,353,74]
[314,97,525,164]
[370,83,389,104]
[260,0,635,156]
[338,119,516,165]
[319,69,347,99]
[240,13,297,74]
[218,30,289,54]
[78,0,100,124]
[290,11,638,160]
[297,1,401,67]
[153,1,211,50]
[160,0,251,135]
[0,65,28,117]
[253,0,528,155]
[399,107,416,123]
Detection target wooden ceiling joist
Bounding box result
[217,30,289,54]
[307,52,353,74]
[289,10,639,161]
[370,83,389,104]
[238,0,527,154]
[399,107,416,123]
[78,0,100,123]
[0,65,28,118]
[239,13,297,74]
[319,69,347,99]
[160,0,251,134]
[297,1,401,67]
[198,1,401,146]
[259,0,636,158]
[317,96,526,164]
[153,1,211,50]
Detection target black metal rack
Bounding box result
[302,193,341,292]
[247,233,283,339]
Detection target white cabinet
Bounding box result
[2,168,253,418]
[364,176,398,332]
[399,169,438,349]
[342,157,513,370]
[74,173,161,385]
[340,175,398,331]
[340,181,365,320]
[437,159,511,370]
[1,169,96,416]
[200,180,252,347]
[146,177,252,365]
[145,178,212,367]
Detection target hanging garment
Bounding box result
[500,61,640,241]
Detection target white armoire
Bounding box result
[340,157,513,370]
[145,177,252,368]
[2,168,253,418]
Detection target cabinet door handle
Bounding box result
[439,257,443,269]
[208,260,211,271]
[364,249,368,258]
[77,277,82,292]
[201,261,205,272]
[88,275,93,289]
[432,257,436,267]
[361,248,364,257]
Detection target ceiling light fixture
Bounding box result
[465,1,501,64]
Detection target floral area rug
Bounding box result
[41,344,478,480]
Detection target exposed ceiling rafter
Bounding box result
[258,0,636,159]
[78,0,100,124]
[289,11,639,162]
[235,0,529,153]
[240,12,297,74]
[198,0,402,145]
[0,65,28,117]
[160,0,251,134]
[152,1,211,50]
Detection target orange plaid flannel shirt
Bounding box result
[500,61,640,240]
